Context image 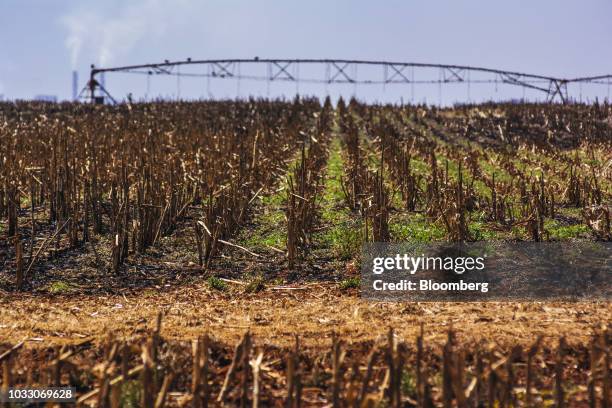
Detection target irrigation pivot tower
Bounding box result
[83,58,612,104]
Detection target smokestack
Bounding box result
[72,71,78,101]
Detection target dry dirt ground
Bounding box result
[1,283,609,351]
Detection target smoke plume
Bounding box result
[60,0,188,68]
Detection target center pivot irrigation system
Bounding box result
[81,58,612,104]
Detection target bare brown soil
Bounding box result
[1,284,608,351]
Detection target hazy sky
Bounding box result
[1,0,611,103]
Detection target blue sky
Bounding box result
[1,0,611,103]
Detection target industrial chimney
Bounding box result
[72,71,78,101]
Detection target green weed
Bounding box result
[120,379,141,408]
[48,281,74,294]
[339,277,360,290]
[207,276,228,291]
[544,220,589,240]
[401,370,417,399]
[390,214,446,242]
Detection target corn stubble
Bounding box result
[1,99,610,283]
[0,321,609,407]
[0,98,611,406]
[0,99,320,286]
[334,100,610,243]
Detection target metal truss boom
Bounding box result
[85,58,612,104]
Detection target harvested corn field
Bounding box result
[0,99,610,406]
